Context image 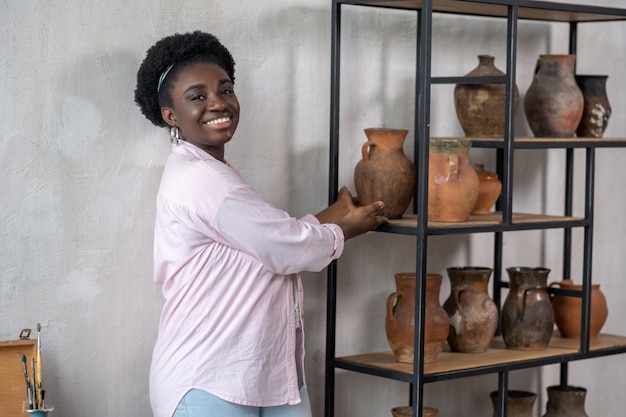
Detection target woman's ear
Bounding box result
[161,107,177,127]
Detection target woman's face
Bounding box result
[161,62,240,160]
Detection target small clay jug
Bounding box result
[391,406,438,417]
[428,138,479,222]
[443,267,498,353]
[490,390,537,417]
[550,279,608,339]
[354,128,416,219]
[575,75,612,138]
[501,267,554,350]
[524,54,584,137]
[454,55,519,138]
[472,164,502,215]
[385,273,450,364]
[542,386,589,417]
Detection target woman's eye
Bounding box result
[190,94,205,101]
[221,88,235,96]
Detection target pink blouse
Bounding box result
[149,140,344,417]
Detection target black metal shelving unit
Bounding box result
[325,1,626,417]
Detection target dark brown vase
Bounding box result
[428,138,479,222]
[472,164,502,215]
[391,406,438,417]
[385,273,450,364]
[542,386,589,417]
[550,279,608,339]
[454,55,519,138]
[490,390,537,417]
[501,267,554,350]
[443,267,498,353]
[575,75,612,138]
[354,128,416,219]
[523,54,584,138]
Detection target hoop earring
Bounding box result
[170,126,181,144]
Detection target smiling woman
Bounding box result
[133,31,388,417]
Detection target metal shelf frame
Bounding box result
[325,1,626,417]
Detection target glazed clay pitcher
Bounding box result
[472,164,502,215]
[443,267,498,353]
[490,390,537,417]
[354,128,416,219]
[385,273,450,364]
[454,54,519,138]
[550,279,608,338]
[501,267,554,350]
[542,386,589,417]
[575,75,612,138]
[523,54,584,137]
[428,138,479,222]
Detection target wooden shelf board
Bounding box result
[337,334,626,377]
[386,212,583,229]
[353,0,626,22]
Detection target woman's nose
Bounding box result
[208,93,227,111]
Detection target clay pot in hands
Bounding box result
[354,128,416,219]
[454,54,519,138]
[443,267,498,353]
[428,138,479,222]
[550,279,608,338]
[385,273,450,364]
[523,54,584,138]
[472,164,502,215]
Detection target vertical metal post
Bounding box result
[325,2,341,416]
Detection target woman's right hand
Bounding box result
[337,201,388,240]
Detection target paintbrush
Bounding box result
[21,355,33,409]
[31,356,38,409]
[35,323,43,408]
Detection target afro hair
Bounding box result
[134,31,236,128]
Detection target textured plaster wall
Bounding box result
[1,0,624,416]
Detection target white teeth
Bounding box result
[206,117,230,125]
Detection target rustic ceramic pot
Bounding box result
[472,164,502,215]
[490,390,537,417]
[523,54,584,137]
[391,406,438,417]
[550,279,608,339]
[443,267,498,353]
[575,75,612,138]
[385,272,450,364]
[428,138,479,222]
[501,267,554,350]
[542,386,589,417]
[354,128,416,219]
[454,55,519,138]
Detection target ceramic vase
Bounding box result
[385,272,450,364]
[354,127,416,219]
[501,267,554,350]
[428,138,479,222]
[391,406,438,417]
[454,55,519,138]
[472,164,502,215]
[542,386,589,417]
[575,75,612,138]
[490,390,537,417]
[550,279,608,339]
[523,54,584,138]
[443,267,498,353]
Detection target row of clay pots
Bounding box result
[353,128,500,221]
[454,54,611,139]
[392,385,590,417]
[385,267,608,365]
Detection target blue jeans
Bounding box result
[172,387,312,417]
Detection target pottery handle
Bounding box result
[454,285,469,311]
[449,154,459,177]
[361,141,375,161]
[516,286,529,320]
[386,292,401,320]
